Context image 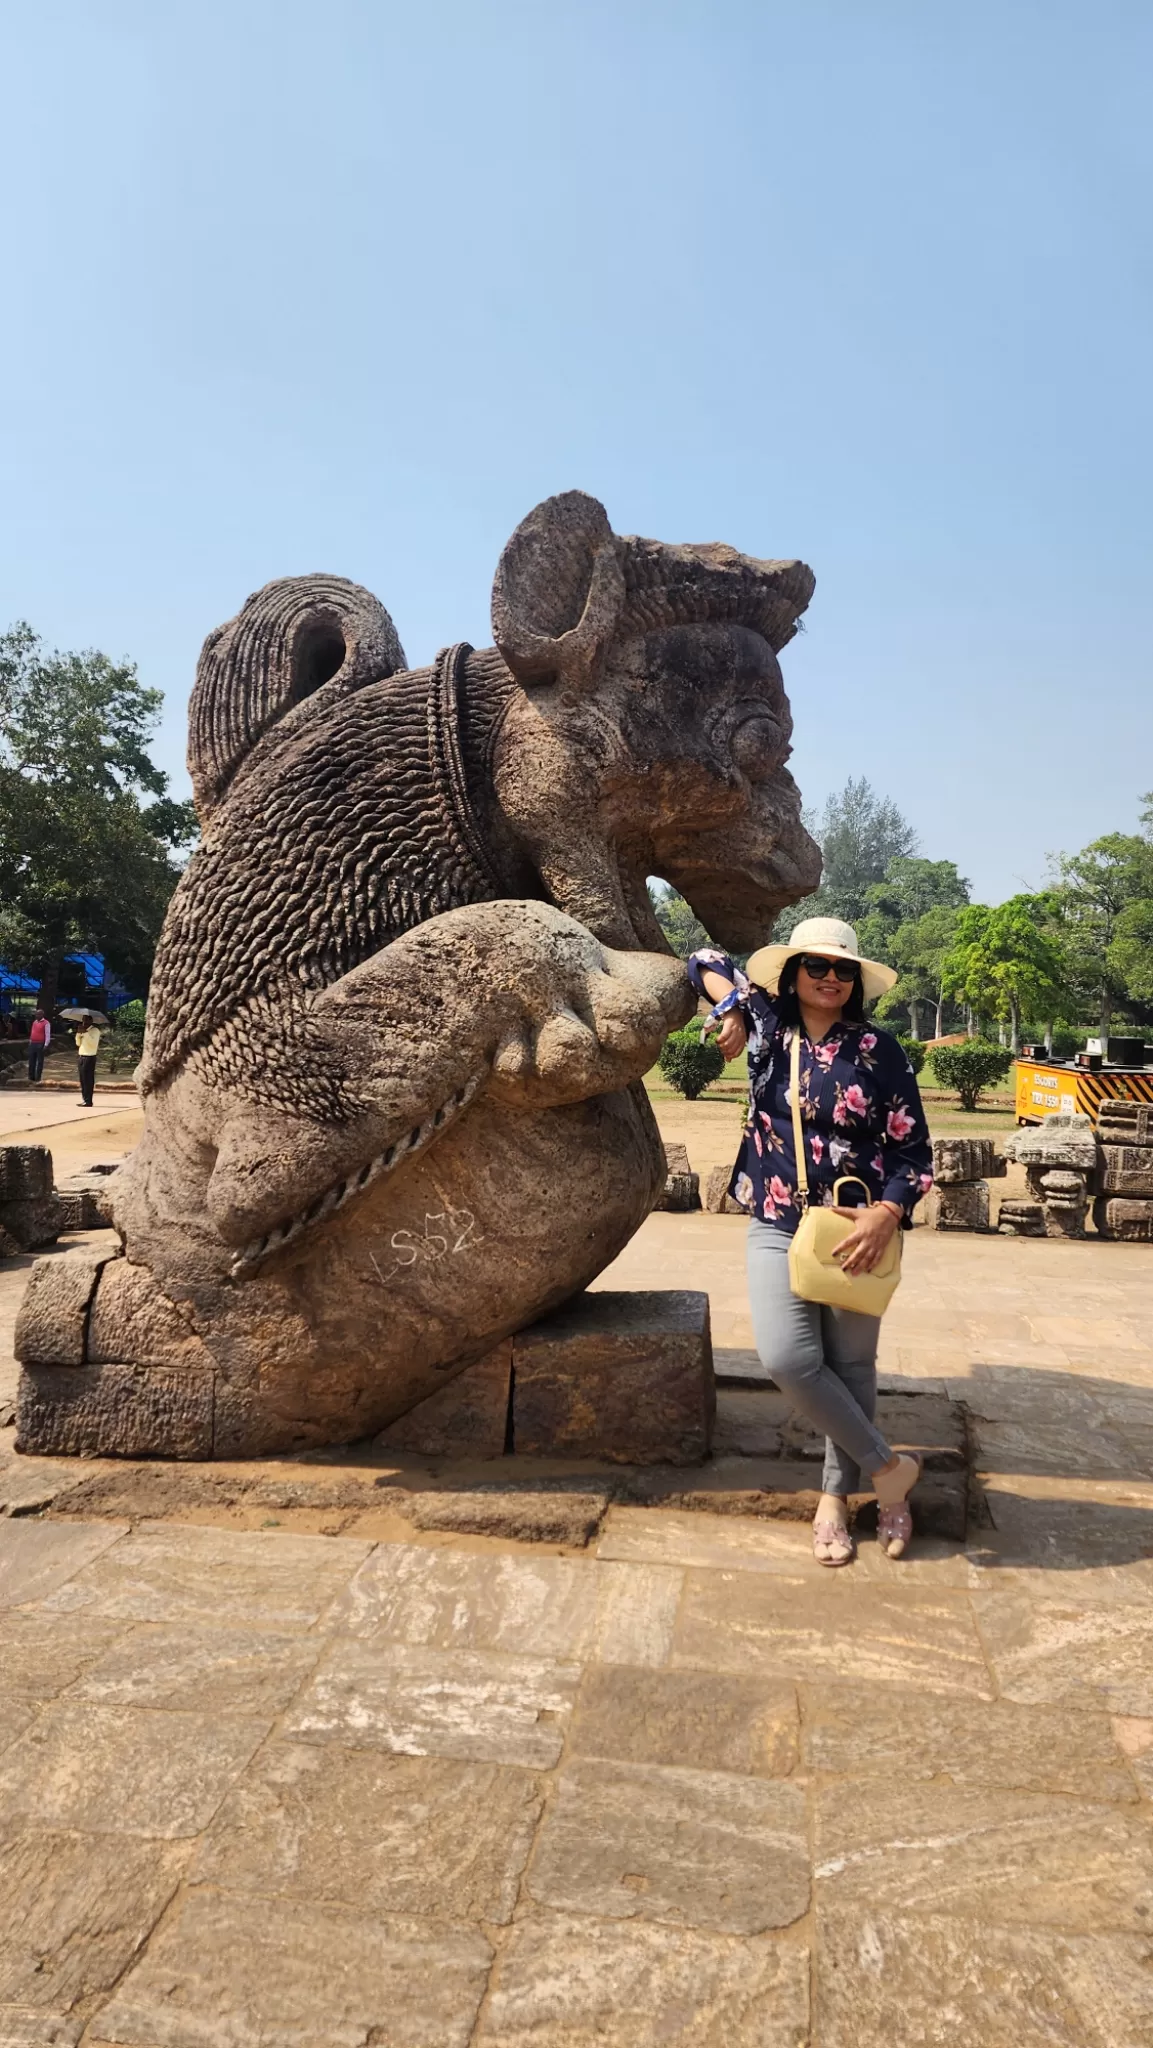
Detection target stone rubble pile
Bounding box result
[1003,1115,1098,1240]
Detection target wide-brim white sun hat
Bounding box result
[746,916,898,1004]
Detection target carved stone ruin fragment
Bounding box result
[998,1199,1046,1237]
[1093,1198,1153,1243]
[15,491,819,1458]
[655,1141,701,1213]
[0,1145,62,1252]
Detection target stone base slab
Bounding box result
[376,1345,512,1459]
[926,1182,990,1232]
[512,1290,714,1465]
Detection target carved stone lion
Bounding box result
[16,491,818,1457]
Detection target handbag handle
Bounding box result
[789,1030,809,1210]
[789,1032,875,1216]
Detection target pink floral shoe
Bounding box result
[812,1518,855,1567]
[876,1501,913,1558]
[874,1452,923,1559]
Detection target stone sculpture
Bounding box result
[16,491,818,1458]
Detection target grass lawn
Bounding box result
[646,1051,1020,1140]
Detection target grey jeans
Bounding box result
[747,1219,892,1495]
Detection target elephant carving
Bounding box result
[16,491,819,1457]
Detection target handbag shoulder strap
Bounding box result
[789,1028,809,1209]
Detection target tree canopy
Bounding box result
[0,623,196,1010]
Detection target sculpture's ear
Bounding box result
[188,575,406,820]
[492,491,625,688]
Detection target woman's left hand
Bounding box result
[832,1202,900,1274]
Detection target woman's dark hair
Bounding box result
[774,955,866,1030]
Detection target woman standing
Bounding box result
[689,917,934,1564]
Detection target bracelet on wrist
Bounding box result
[707,989,743,1025]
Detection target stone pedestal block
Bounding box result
[376,1344,512,1458]
[0,1196,63,1249]
[512,1290,715,1464]
[0,1145,54,1199]
[931,1137,1005,1183]
[704,1166,746,1215]
[927,1182,989,1232]
[1098,1146,1153,1197]
[1094,1197,1153,1243]
[16,1358,215,1458]
[998,1200,1045,1237]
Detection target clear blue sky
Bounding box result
[3,0,1150,903]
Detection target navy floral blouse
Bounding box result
[687,949,934,1237]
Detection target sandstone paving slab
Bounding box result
[0,1520,127,1609]
[570,1664,799,1777]
[815,1911,1153,2048]
[0,1829,187,2020]
[803,1681,1136,1801]
[0,1609,126,1701]
[672,1570,993,1695]
[814,1777,1153,1932]
[526,1758,809,1935]
[974,1417,1153,1483]
[194,1741,541,1923]
[332,1542,681,1665]
[968,1482,1153,1606]
[90,1888,491,2048]
[285,1639,580,1767]
[40,1521,371,1630]
[598,1505,971,1586]
[69,1624,324,1714]
[0,1701,268,1838]
[953,1367,1153,1428]
[472,1912,809,2047]
[973,1585,1153,1714]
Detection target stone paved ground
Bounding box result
[1,1100,1153,2042]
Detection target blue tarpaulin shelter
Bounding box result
[0,952,136,1014]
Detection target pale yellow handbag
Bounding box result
[785,1029,902,1316]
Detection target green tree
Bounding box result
[774,779,919,937]
[1050,806,1153,1037]
[876,903,964,1039]
[648,882,712,959]
[940,895,1065,1051]
[0,623,196,1011]
[1109,897,1153,1008]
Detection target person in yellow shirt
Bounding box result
[75,1014,101,1106]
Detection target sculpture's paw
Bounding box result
[488,942,693,1106]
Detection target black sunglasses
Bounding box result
[795,954,857,984]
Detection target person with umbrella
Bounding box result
[63,1010,104,1107]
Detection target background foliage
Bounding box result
[0,623,196,1010]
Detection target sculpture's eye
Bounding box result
[731,715,789,780]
